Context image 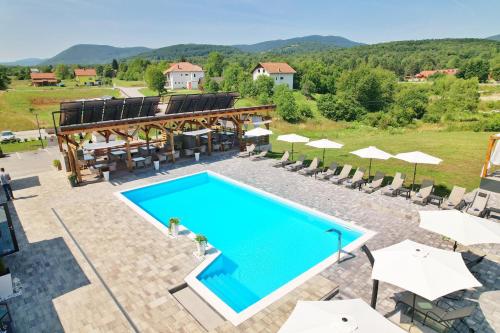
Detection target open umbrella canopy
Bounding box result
[371,240,481,301]
[244,127,273,137]
[306,139,343,166]
[278,299,405,333]
[394,151,442,165]
[83,140,125,150]
[277,134,309,159]
[350,146,393,177]
[419,210,500,247]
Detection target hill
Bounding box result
[487,34,500,41]
[233,35,364,53]
[41,44,151,65]
[0,58,45,66]
[135,44,241,60]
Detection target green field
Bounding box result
[0,139,48,154]
[0,80,119,130]
[112,79,146,87]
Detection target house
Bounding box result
[164,62,204,90]
[252,62,296,89]
[414,68,458,81]
[30,72,58,87]
[74,68,98,85]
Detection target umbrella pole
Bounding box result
[369,158,372,178]
[291,143,294,160]
[322,148,326,168]
[411,293,416,322]
[412,163,417,191]
[453,241,458,252]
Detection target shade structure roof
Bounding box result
[306,139,343,149]
[278,299,405,333]
[394,151,442,165]
[244,127,273,137]
[83,140,125,150]
[419,210,500,247]
[371,240,481,301]
[277,134,309,143]
[350,146,393,160]
[182,128,212,136]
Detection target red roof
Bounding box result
[415,68,458,79]
[164,62,203,73]
[74,68,97,76]
[254,62,296,74]
[30,72,57,80]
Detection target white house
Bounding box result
[252,62,296,89]
[164,62,204,90]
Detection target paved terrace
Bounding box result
[1,149,499,332]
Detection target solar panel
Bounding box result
[165,95,187,114]
[102,99,125,121]
[60,101,83,126]
[195,93,214,111]
[214,93,232,110]
[163,92,240,115]
[82,100,105,123]
[180,94,200,113]
[121,97,143,119]
[140,96,160,117]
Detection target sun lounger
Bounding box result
[411,179,434,205]
[382,172,406,196]
[440,186,466,210]
[466,190,490,217]
[396,292,475,332]
[298,157,319,176]
[345,167,366,189]
[285,155,306,172]
[317,162,338,180]
[251,150,268,161]
[361,171,385,193]
[330,165,352,185]
[272,151,291,167]
[237,144,255,158]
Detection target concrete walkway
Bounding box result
[114,86,146,98]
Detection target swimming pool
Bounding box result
[119,171,374,325]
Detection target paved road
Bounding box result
[114,86,146,98]
[0,146,60,178]
[10,129,48,140]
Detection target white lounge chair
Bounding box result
[298,158,319,176]
[251,150,269,161]
[273,151,291,167]
[238,144,255,158]
[382,172,406,196]
[411,179,434,205]
[466,190,490,217]
[285,155,306,172]
[441,186,466,210]
[331,165,352,185]
[317,162,338,181]
[362,171,385,193]
[345,167,366,189]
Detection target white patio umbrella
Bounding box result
[278,299,405,333]
[371,239,481,321]
[306,139,343,167]
[350,146,393,178]
[394,151,442,190]
[277,134,309,159]
[244,127,273,151]
[419,210,500,251]
[83,140,125,150]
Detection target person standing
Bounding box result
[0,168,14,201]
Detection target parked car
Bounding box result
[0,131,18,143]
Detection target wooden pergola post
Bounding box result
[169,131,176,163]
[234,116,245,152]
[482,135,498,177]
[207,130,212,155]
[144,126,151,155]
[125,137,133,171]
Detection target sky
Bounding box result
[1,0,499,61]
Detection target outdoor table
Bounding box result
[399,188,411,200]
[428,194,444,206]
[132,157,146,168]
[111,150,126,160]
[130,148,139,155]
[83,154,94,161]
[93,163,108,177]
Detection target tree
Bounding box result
[394,85,429,119]
[458,58,490,83]
[144,65,166,96]
[274,85,301,123]
[204,77,220,93]
[254,75,274,98]
[491,66,500,82]
[0,66,10,90]
[205,52,224,77]
[221,63,245,91]
[102,64,115,78]
[428,76,479,117]
[112,59,119,71]
[238,78,257,97]
[317,93,366,121]
[54,64,71,79]
[300,79,316,99]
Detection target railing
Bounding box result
[325,228,342,263]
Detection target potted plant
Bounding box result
[195,234,208,256]
[0,258,13,299]
[68,173,78,187]
[153,155,160,171]
[194,148,200,162]
[169,217,180,237]
[52,159,62,170]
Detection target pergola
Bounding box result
[53,93,274,182]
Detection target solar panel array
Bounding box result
[165,92,239,115]
[59,97,160,127]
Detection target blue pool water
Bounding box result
[122,172,362,313]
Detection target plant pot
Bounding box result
[102,171,110,181]
[196,241,206,256]
[195,152,200,161]
[170,223,179,237]
[153,160,160,170]
[0,269,13,299]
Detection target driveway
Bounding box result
[114,86,146,98]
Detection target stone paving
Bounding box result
[1,150,499,332]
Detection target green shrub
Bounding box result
[317,93,366,121]
[298,104,314,119]
[195,234,207,243]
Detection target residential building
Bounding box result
[164,62,204,90]
[252,62,296,89]
[74,68,98,85]
[30,72,57,86]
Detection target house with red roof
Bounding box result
[163,62,204,90]
[74,68,98,85]
[30,72,58,87]
[252,62,296,89]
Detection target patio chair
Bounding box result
[396,292,475,333]
[411,179,434,205]
[298,157,320,176]
[440,186,466,210]
[251,150,269,161]
[361,171,385,193]
[144,156,152,167]
[330,165,352,185]
[272,151,291,167]
[285,155,306,172]
[316,162,338,181]
[382,172,406,196]
[465,190,490,217]
[344,167,366,189]
[108,162,117,172]
[237,144,255,158]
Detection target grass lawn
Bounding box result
[0,85,120,131]
[0,139,48,154]
[112,79,146,87]
[138,88,157,97]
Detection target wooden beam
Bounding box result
[169,131,176,163]
[125,138,133,171]
[482,135,497,177]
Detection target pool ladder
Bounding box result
[325,228,342,263]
